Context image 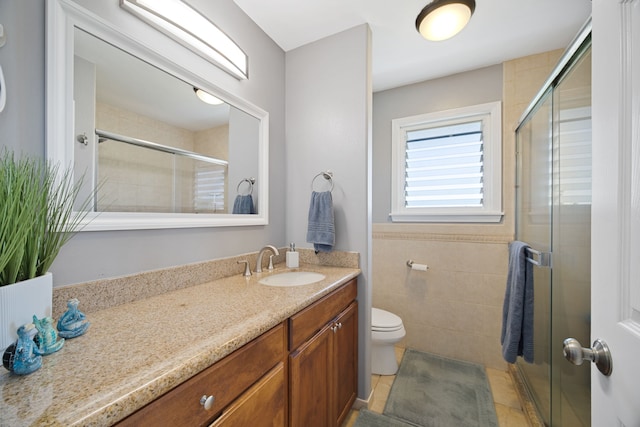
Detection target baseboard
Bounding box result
[352,389,374,410]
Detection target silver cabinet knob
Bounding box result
[200,395,215,411]
[562,337,612,376]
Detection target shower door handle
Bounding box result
[562,337,612,376]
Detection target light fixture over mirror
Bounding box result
[416,0,476,41]
[120,0,248,79]
[194,87,224,105]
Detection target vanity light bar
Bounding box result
[120,0,248,79]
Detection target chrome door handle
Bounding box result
[562,337,612,376]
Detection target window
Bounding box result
[194,164,227,213]
[391,101,503,222]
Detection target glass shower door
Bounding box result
[550,45,592,427]
[516,91,553,425]
[515,39,592,427]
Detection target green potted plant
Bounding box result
[1,149,90,349]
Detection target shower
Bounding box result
[514,20,592,427]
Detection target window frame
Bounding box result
[390,101,503,223]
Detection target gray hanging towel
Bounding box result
[501,240,534,363]
[306,191,335,253]
[232,194,255,214]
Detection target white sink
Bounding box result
[259,271,326,287]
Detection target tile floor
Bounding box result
[342,347,530,427]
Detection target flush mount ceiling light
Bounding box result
[416,0,476,41]
[193,87,224,105]
[120,0,248,79]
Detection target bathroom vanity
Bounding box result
[0,261,359,427]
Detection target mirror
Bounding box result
[47,0,269,230]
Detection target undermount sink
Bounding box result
[259,271,326,287]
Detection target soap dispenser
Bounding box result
[286,243,299,268]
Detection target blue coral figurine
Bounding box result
[33,315,64,354]
[3,323,43,375]
[57,298,90,339]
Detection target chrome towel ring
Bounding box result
[237,177,255,196]
[311,171,334,192]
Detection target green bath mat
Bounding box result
[383,349,498,427]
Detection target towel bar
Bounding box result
[236,177,255,196]
[311,171,334,192]
[525,247,552,268]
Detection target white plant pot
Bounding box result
[0,272,53,350]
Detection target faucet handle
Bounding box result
[268,255,274,271]
[237,260,251,277]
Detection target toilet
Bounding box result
[371,307,406,375]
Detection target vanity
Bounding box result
[0,260,359,426]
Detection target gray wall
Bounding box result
[372,64,503,223]
[285,24,373,401]
[0,0,287,286]
[0,0,45,157]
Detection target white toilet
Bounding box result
[371,307,406,375]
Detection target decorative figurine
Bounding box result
[3,323,43,375]
[32,315,64,354]
[57,298,90,339]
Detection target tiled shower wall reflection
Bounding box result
[96,102,228,212]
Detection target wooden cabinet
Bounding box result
[288,279,358,427]
[115,278,358,427]
[116,322,287,427]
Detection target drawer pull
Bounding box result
[331,322,343,333]
[200,395,215,411]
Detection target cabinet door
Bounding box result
[333,302,358,427]
[211,362,286,427]
[289,324,333,427]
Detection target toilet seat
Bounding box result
[372,308,403,332]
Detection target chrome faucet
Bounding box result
[255,245,280,273]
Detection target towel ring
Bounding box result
[236,177,255,196]
[311,171,334,192]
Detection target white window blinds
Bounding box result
[405,121,483,208]
[555,106,591,206]
[194,164,226,213]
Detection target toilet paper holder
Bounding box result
[406,260,428,271]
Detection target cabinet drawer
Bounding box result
[117,322,286,427]
[289,279,357,350]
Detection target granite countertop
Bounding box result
[0,264,360,427]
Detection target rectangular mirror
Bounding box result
[47,0,269,230]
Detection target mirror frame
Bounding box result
[46,0,269,230]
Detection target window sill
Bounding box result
[389,211,504,223]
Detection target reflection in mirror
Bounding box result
[73,28,259,215]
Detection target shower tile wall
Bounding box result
[96,103,228,212]
[372,48,564,371]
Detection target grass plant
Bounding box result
[0,149,91,286]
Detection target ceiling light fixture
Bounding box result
[193,87,224,105]
[416,0,476,41]
[120,0,248,79]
